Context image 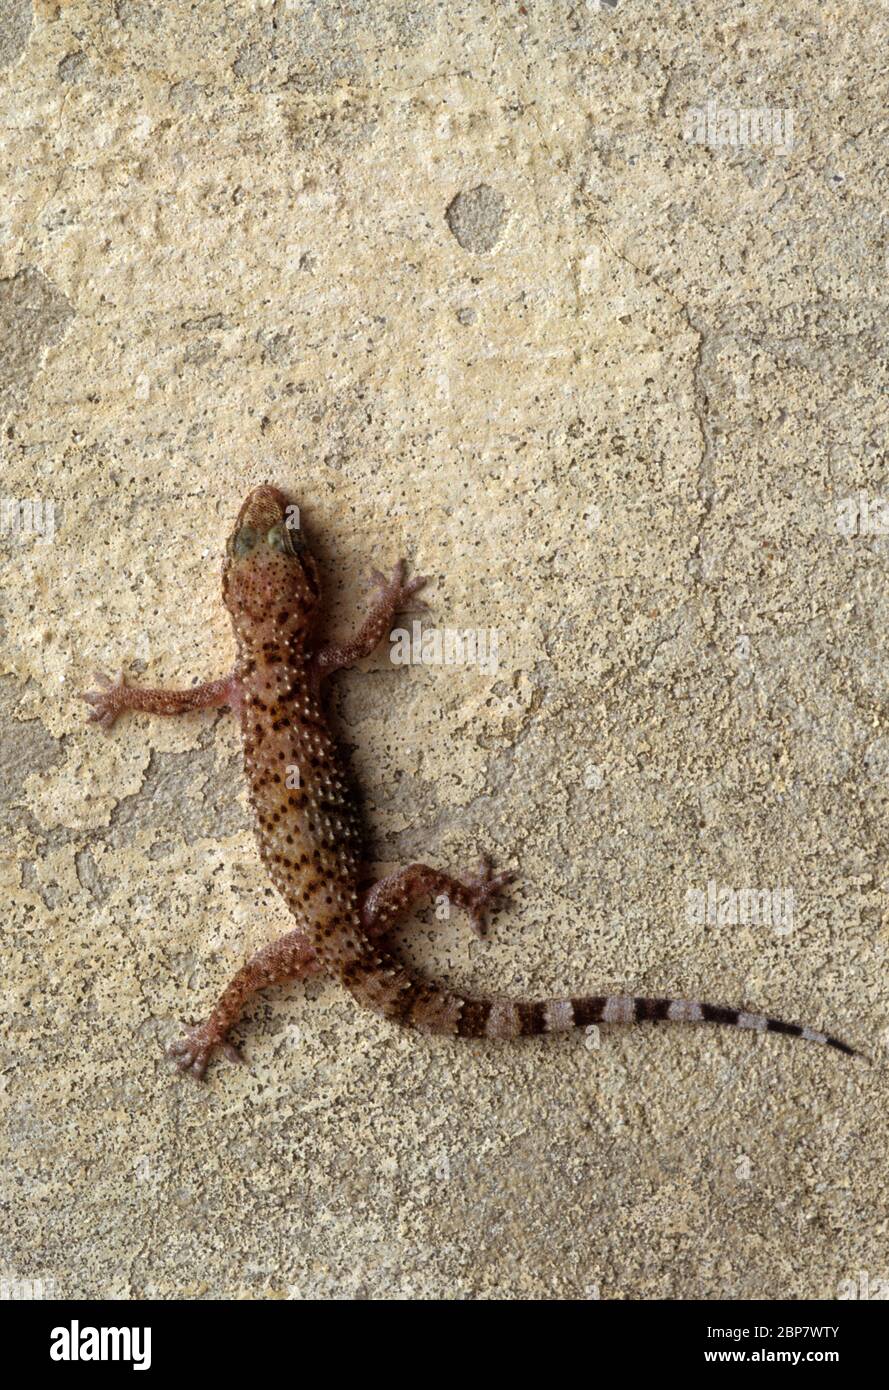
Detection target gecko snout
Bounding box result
[223,484,319,627]
[228,483,305,555]
[236,484,292,532]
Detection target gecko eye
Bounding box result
[267,523,302,555]
[233,527,258,556]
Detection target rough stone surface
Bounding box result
[1,1,887,1301]
[0,270,73,418]
[446,185,507,254]
[57,51,89,85]
[0,0,31,71]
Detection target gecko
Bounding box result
[83,484,857,1077]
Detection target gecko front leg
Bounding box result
[361,860,516,941]
[312,559,428,677]
[168,930,319,1080]
[82,670,240,732]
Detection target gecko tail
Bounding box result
[451,992,860,1056]
[341,961,859,1056]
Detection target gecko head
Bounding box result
[222,485,321,632]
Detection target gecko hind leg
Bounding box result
[167,930,319,1080]
[360,859,515,942]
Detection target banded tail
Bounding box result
[451,992,858,1054]
[341,958,858,1056]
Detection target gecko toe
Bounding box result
[460,859,517,936]
[401,574,430,609]
[82,671,128,733]
[368,561,430,613]
[167,1025,243,1080]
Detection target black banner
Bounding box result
[0,1298,883,1374]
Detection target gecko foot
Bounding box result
[369,558,430,613]
[167,1023,245,1081]
[82,670,129,733]
[462,859,517,937]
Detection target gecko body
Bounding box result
[84,485,856,1076]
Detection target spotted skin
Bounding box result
[83,485,858,1077]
